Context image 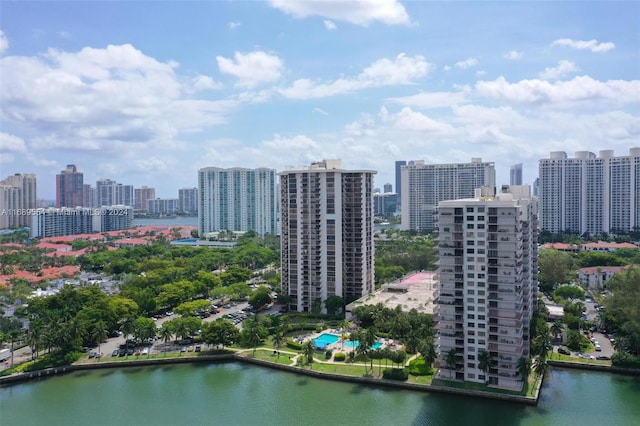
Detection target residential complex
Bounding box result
[400,158,496,232]
[178,188,198,214]
[198,167,277,236]
[96,179,134,208]
[56,164,84,208]
[148,198,179,216]
[0,173,37,228]
[436,185,538,391]
[29,205,133,238]
[280,160,376,313]
[539,148,640,235]
[134,186,156,211]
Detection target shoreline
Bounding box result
[0,351,541,405]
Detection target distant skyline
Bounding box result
[1,1,638,199]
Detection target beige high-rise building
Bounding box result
[279,160,376,313]
[0,173,37,228]
[436,185,538,391]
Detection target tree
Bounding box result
[477,350,492,384]
[533,334,552,361]
[604,268,640,355]
[248,286,272,310]
[538,249,574,293]
[551,321,565,343]
[303,340,315,368]
[445,349,457,380]
[174,300,211,317]
[272,331,284,358]
[324,295,344,317]
[418,340,437,373]
[554,285,585,302]
[90,321,108,361]
[517,356,532,383]
[159,324,174,356]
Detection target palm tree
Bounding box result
[517,356,532,384]
[551,321,564,343]
[533,334,552,361]
[477,349,492,385]
[272,331,284,358]
[445,349,457,380]
[159,325,173,356]
[364,327,377,373]
[90,321,108,361]
[533,357,547,383]
[303,340,315,369]
[419,340,437,373]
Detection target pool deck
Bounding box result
[303,330,400,354]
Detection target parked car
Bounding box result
[557,347,571,355]
[595,344,602,351]
[141,348,149,355]
[596,355,611,361]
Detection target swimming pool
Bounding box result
[313,333,340,348]
[343,341,383,350]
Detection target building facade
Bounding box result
[56,164,84,208]
[374,192,398,218]
[401,158,496,232]
[0,173,37,228]
[395,160,407,210]
[96,179,134,208]
[510,163,523,185]
[178,187,198,214]
[148,198,179,216]
[436,185,538,391]
[198,167,277,236]
[539,148,640,235]
[279,160,376,313]
[29,205,133,238]
[134,186,156,211]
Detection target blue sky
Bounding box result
[1,1,639,200]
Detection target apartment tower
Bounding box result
[56,164,84,208]
[198,167,277,236]
[0,173,37,228]
[401,158,496,232]
[280,160,376,313]
[436,185,538,391]
[539,148,640,235]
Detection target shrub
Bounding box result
[612,352,640,369]
[325,350,333,359]
[334,352,346,362]
[286,340,303,350]
[406,358,432,376]
[382,368,409,381]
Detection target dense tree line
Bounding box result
[374,231,437,287]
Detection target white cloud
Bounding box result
[379,106,455,134]
[0,44,243,155]
[228,21,242,29]
[539,60,579,80]
[58,31,71,39]
[503,50,523,60]
[280,53,433,99]
[0,30,8,53]
[269,0,411,26]
[455,57,478,69]
[216,50,284,88]
[551,38,615,53]
[261,134,319,150]
[0,132,26,153]
[475,75,640,106]
[324,20,337,30]
[191,75,223,91]
[313,107,328,115]
[386,91,467,108]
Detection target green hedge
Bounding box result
[286,340,303,350]
[612,352,640,369]
[382,368,409,381]
[333,352,346,362]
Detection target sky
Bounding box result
[1,1,639,200]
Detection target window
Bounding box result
[467,322,475,328]
[467,338,475,344]
[468,354,475,360]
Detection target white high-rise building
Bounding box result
[280,160,376,313]
[539,148,640,235]
[96,179,134,208]
[198,167,277,236]
[0,173,37,228]
[178,188,198,214]
[436,185,538,391]
[401,158,496,232]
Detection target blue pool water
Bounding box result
[343,341,383,349]
[313,333,340,347]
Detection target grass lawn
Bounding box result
[551,353,611,365]
[432,377,531,397]
[245,349,296,366]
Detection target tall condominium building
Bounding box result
[178,188,198,214]
[29,205,133,238]
[510,163,523,185]
[83,184,95,208]
[0,173,37,228]
[539,148,640,235]
[395,160,407,210]
[436,185,538,391]
[134,186,156,211]
[56,164,84,208]
[96,179,134,208]
[401,158,496,232]
[148,198,178,216]
[280,160,376,313]
[374,192,398,218]
[198,167,277,236]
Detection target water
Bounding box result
[2,363,638,426]
[133,215,198,227]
